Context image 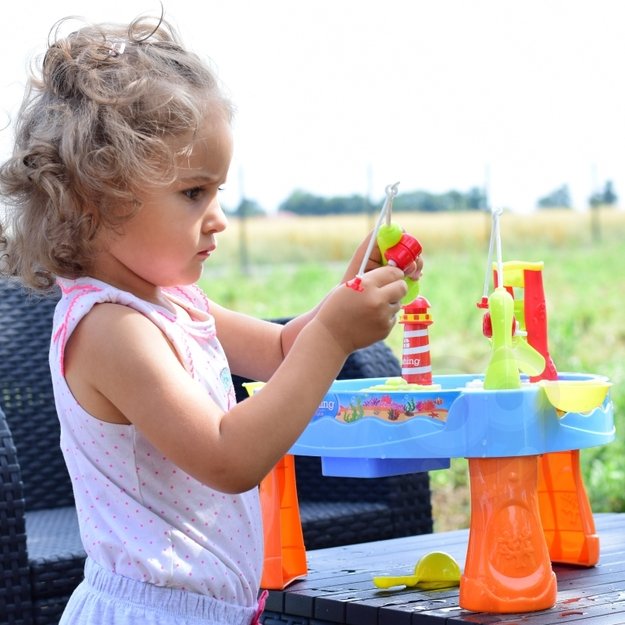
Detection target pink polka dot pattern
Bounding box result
[50,278,263,606]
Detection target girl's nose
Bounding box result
[203,200,228,233]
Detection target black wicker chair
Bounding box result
[0,282,85,625]
[0,280,432,625]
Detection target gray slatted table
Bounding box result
[261,513,625,625]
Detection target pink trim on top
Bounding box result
[57,282,102,296]
[53,283,103,375]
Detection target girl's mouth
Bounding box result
[198,245,216,259]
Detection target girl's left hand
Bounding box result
[402,255,424,282]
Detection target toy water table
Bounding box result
[255,196,615,615]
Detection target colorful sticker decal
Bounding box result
[336,393,448,423]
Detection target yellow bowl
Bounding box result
[540,379,611,413]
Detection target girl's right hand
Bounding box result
[315,265,407,355]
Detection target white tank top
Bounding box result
[49,277,263,606]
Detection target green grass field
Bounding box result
[199,208,624,530]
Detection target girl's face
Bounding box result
[95,110,232,302]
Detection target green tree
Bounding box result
[325,194,373,215]
[279,187,491,215]
[466,186,488,210]
[537,185,572,209]
[589,180,618,208]
[279,190,326,215]
[235,198,265,217]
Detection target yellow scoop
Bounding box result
[540,379,611,413]
[373,551,461,590]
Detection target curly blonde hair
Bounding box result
[0,15,232,291]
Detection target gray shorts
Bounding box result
[60,558,259,625]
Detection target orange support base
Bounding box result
[538,450,599,566]
[259,454,307,589]
[460,456,557,613]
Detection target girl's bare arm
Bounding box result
[65,265,406,494]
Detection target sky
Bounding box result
[2,1,625,214]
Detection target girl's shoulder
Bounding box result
[55,277,170,318]
[52,278,186,361]
[55,279,210,315]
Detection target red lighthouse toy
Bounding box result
[399,296,434,386]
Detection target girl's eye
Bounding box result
[183,187,203,201]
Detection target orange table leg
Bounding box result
[460,456,557,613]
[259,454,308,589]
[538,450,599,566]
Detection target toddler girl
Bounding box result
[0,14,420,625]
